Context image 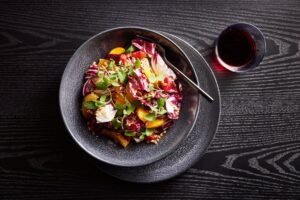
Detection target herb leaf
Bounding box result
[94,95,108,107]
[124,131,136,137]
[111,81,120,87]
[142,128,154,136]
[108,73,118,80]
[97,71,103,78]
[135,58,141,68]
[123,103,135,115]
[149,105,158,112]
[115,103,124,110]
[139,134,145,140]
[95,101,105,107]
[125,45,135,53]
[112,118,122,130]
[157,107,167,115]
[157,98,165,108]
[108,60,115,69]
[128,67,134,76]
[95,77,109,90]
[83,101,97,109]
[117,70,127,83]
[144,113,156,122]
[100,95,106,102]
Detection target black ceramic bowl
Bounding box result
[59,27,199,167]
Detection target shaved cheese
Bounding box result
[95,104,117,123]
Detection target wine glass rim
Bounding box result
[215,22,266,73]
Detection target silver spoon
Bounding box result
[137,35,214,102]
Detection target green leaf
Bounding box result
[94,95,107,107]
[128,67,134,76]
[157,98,165,108]
[131,100,140,107]
[149,105,158,112]
[108,60,115,69]
[95,77,109,90]
[117,70,127,83]
[83,101,97,109]
[144,113,156,122]
[116,109,123,116]
[111,82,120,87]
[123,103,135,115]
[148,74,156,83]
[124,131,136,137]
[125,45,135,53]
[135,58,141,68]
[112,118,121,130]
[100,95,106,103]
[115,103,124,110]
[95,101,105,107]
[157,107,167,115]
[114,66,120,71]
[142,128,154,136]
[139,134,145,140]
[127,103,136,113]
[108,73,118,80]
[97,71,103,78]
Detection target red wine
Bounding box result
[217,29,256,66]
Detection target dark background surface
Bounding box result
[1,0,300,199]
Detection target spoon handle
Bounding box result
[136,34,214,102]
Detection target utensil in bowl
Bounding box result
[59,27,201,167]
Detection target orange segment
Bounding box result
[114,93,126,105]
[140,58,154,80]
[109,47,125,55]
[146,119,165,128]
[83,93,98,102]
[101,128,130,148]
[136,107,149,122]
[98,59,109,67]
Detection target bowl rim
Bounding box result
[59,26,200,167]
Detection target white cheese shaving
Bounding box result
[95,104,117,123]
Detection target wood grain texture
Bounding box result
[0,0,300,199]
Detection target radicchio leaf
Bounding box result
[132,38,176,80]
[124,113,143,132]
[166,95,181,119]
[133,69,149,92]
[151,52,176,79]
[127,77,152,106]
[131,39,156,55]
[85,62,98,79]
[105,54,120,63]
[161,77,178,93]
[82,79,95,96]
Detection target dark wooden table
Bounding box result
[1,0,300,199]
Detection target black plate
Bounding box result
[96,32,221,183]
[59,27,202,167]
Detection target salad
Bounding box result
[81,38,182,148]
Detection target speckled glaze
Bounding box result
[59,27,202,167]
[95,32,221,183]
